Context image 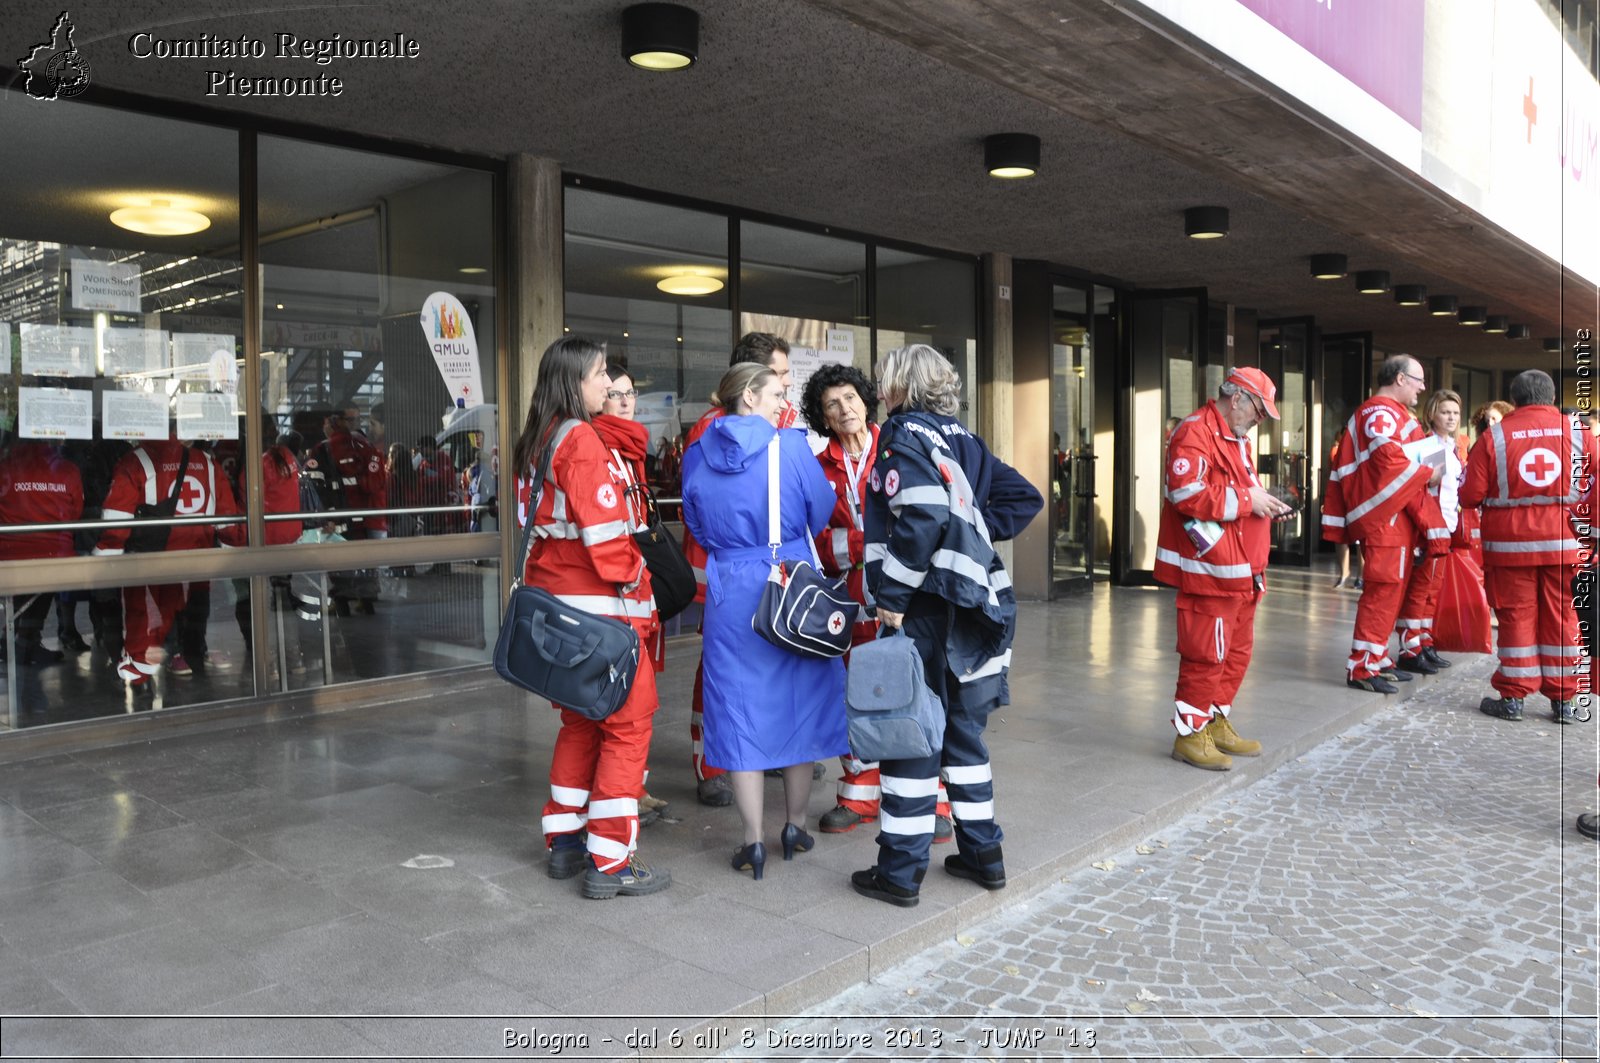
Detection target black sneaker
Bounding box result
[582,855,671,899]
[1552,700,1592,724]
[850,867,919,908]
[1379,668,1414,683]
[547,838,587,880]
[1396,654,1439,675]
[944,853,1006,891]
[1347,675,1398,694]
[1479,696,1524,721]
[1422,647,1452,669]
[1578,812,1600,840]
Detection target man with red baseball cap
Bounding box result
[1155,367,1289,770]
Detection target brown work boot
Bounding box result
[1171,728,1233,771]
[1208,715,1262,757]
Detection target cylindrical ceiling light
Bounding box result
[1355,270,1391,294]
[1428,294,1460,316]
[1482,314,1509,333]
[1506,324,1531,340]
[1183,206,1229,239]
[983,133,1040,179]
[1394,284,1428,306]
[1310,253,1348,279]
[621,3,699,70]
[1542,337,1562,353]
[1457,305,1487,326]
[656,271,723,296]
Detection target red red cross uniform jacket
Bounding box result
[593,413,664,673]
[1155,400,1271,735]
[1460,405,1599,701]
[1322,396,1443,552]
[0,442,83,561]
[530,419,660,875]
[305,427,388,536]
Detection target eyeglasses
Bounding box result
[1403,372,1426,386]
[606,389,638,401]
[1236,391,1265,419]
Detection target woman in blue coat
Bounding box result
[682,361,849,881]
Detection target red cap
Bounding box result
[1226,366,1280,419]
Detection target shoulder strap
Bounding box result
[167,448,190,505]
[512,419,583,590]
[767,434,781,555]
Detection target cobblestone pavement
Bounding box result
[734,658,1599,1061]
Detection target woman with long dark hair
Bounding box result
[512,336,668,899]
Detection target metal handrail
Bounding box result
[0,503,480,534]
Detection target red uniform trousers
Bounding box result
[542,616,660,874]
[1347,544,1429,679]
[118,583,189,682]
[1485,566,1586,701]
[689,661,726,782]
[1395,554,1444,660]
[1171,590,1259,734]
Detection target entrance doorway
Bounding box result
[1256,318,1317,567]
[1048,281,1105,591]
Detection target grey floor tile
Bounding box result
[82,823,256,891]
[25,790,189,847]
[0,825,102,894]
[0,868,176,959]
[323,864,527,938]
[228,816,420,876]
[102,762,255,807]
[0,940,81,1014]
[32,922,270,1013]
[148,862,359,945]
[0,757,124,812]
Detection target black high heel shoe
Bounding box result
[780,822,814,861]
[731,841,766,880]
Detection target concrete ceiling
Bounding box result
[1,0,1584,372]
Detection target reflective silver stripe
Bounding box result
[880,553,929,588]
[1167,481,1206,503]
[692,565,707,586]
[930,547,992,590]
[1482,539,1581,554]
[1155,547,1251,580]
[554,593,655,619]
[1223,487,1239,522]
[991,568,1013,591]
[587,833,631,863]
[878,812,936,836]
[579,520,629,547]
[1539,644,1584,657]
[1322,514,1346,527]
[101,508,135,521]
[1426,528,1450,539]
[541,812,586,834]
[880,774,940,798]
[550,784,590,807]
[1350,639,1389,654]
[134,448,158,507]
[1495,665,1542,678]
[839,783,879,801]
[587,797,638,819]
[890,485,948,510]
[534,521,582,540]
[943,763,992,785]
[959,648,1012,681]
[831,527,851,570]
[1345,461,1425,524]
[951,799,994,820]
[1497,646,1537,657]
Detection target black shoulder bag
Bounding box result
[125,447,190,554]
[630,479,696,621]
[493,425,641,720]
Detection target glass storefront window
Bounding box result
[875,248,977,422]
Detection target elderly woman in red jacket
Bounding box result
[799,363,952,840]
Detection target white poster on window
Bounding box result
[171,332,237,392]
[102,390,170,440]
[175,392,238,440]
[102,327,169,377]
[71,259,140,312]
[419,291,485,409]
[826,329,855,360]
[19,324,94,378]
[786,344,850,407]
[18,387,93,439]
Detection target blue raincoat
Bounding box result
[682,415,849,770]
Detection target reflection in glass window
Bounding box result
[875,248,977,423]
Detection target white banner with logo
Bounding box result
[419,292,485,409]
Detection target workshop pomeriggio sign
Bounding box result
[71,259,140,312]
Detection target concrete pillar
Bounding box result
[1004,259,1053,601]
[981,254,1017,576]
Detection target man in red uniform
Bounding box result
[0,439,84,681]
[1156,368,1291,770]
[94,437,241,703]
[1461,370,1598,723]
[305,407,388,613]
[1322,356,1447,693]
[684,332,798,806]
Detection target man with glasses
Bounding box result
[1157,367,1290,770]
[1324,355,1447,693]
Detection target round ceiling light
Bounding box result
[984,133,1040,179]
[1309,253,1348,279]
[656,272,723,296]
[1542,337,1562,353]
[622,3,698,70]
[1483,315,1509,334]
[1355,270,1391,294]
[1457,305,1487,326]
[1506,324,1531,340]
[1394,284,1427,307]
[1428,294,1460,316]
[109,198,210,236]
[1183,206,1229,239]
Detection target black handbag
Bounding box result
[630,481,695,622]
[125,447,190,554]
[493,426,641,719]
[750,435,855,660]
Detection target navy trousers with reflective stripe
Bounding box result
[874,605,1004,891]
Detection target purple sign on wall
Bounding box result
[1234,0,1424,129]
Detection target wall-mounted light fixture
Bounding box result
[622,3,699,70]
[1394,284,1427,306]
[1355,270,1391,294]
[984,133,1039,179]
[109,198,210,236]
[1542,337,1562,353]
[1506,324,1531,340]
[1310,253,1348,279]
[1428,294,1459,316]
[1183,206,1229,239]
[656,271,723,296]
[1482,315,1509,334]
[1457,306,1487,326]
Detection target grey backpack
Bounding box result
[845,630,945,762]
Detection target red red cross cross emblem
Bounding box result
[175,475,207,515]
[1364,409,1397,439]
[1518,447,1561,488]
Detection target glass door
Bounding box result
[1320,331,1371,561]
[1257,318,1316,567]
[1049,281,1096,591]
